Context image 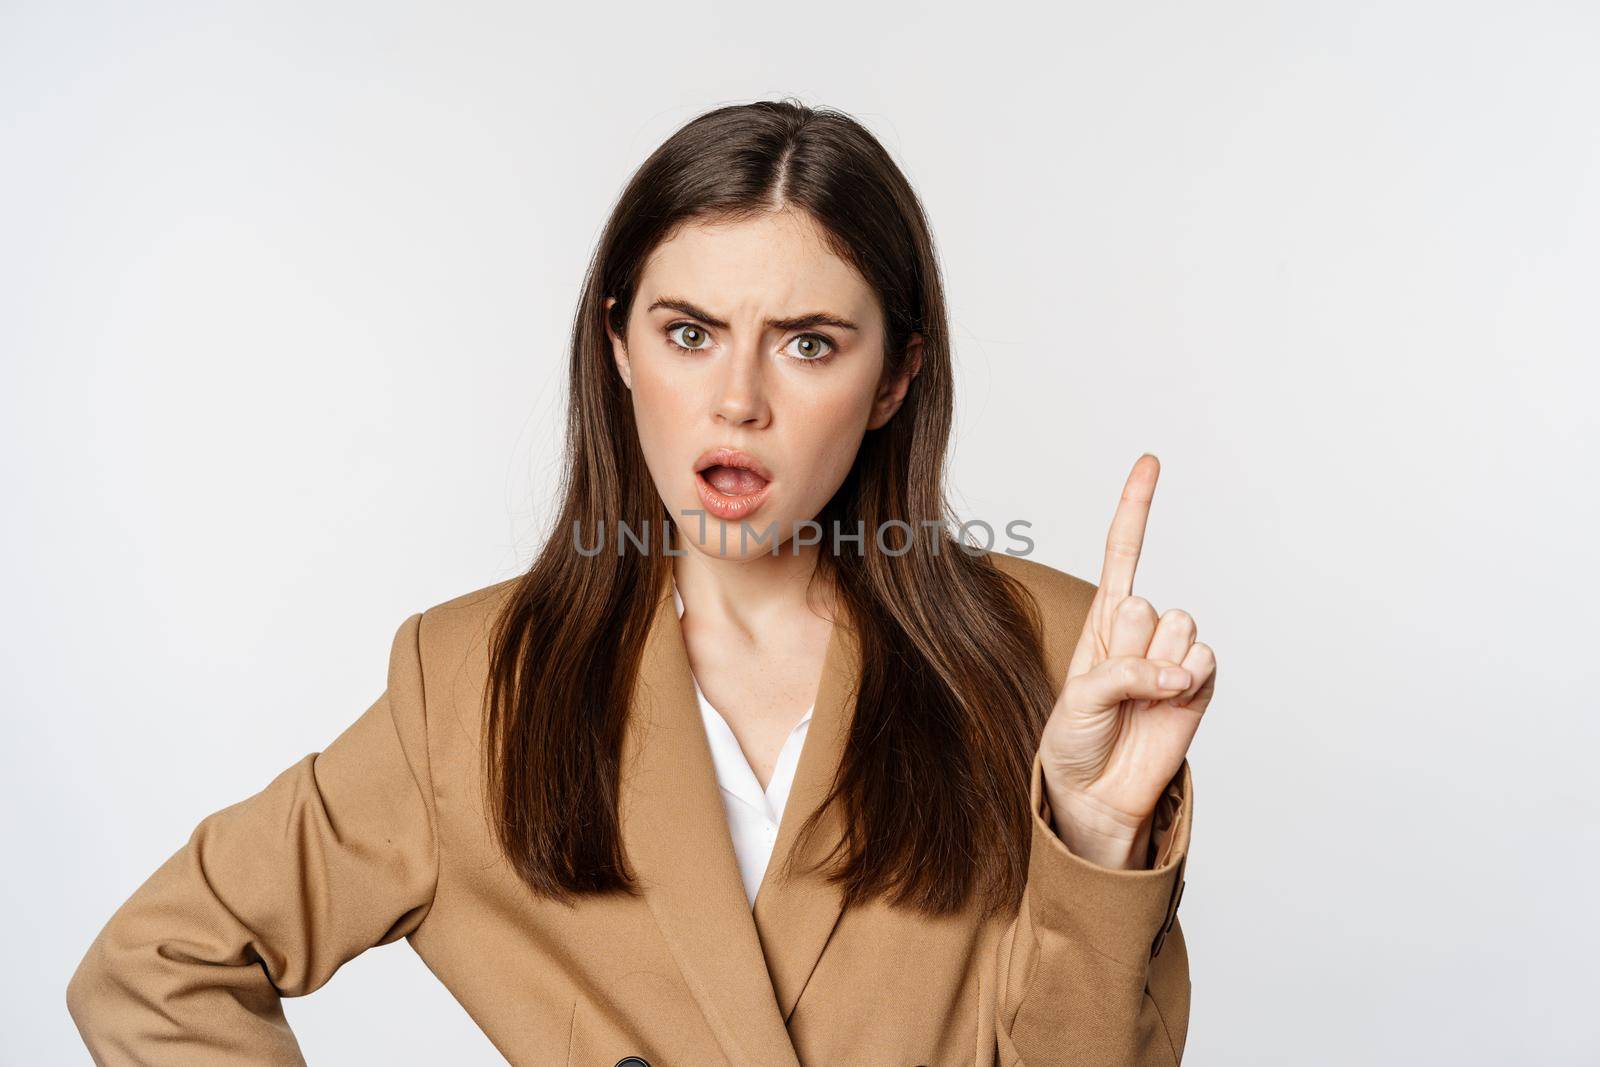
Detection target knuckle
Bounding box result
[1116,595,1156,621]
[1160,608,1196,635]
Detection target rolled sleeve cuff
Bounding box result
[1027,749,1192,969]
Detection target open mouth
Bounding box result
[693,448,774,520]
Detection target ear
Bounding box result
[604,296,633,391]
[866,332,924,430]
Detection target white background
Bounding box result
[5,2,1596,1063]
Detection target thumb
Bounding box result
[1068,655,1192,714]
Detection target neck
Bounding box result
[670,535,835,637]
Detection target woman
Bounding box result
[67,99,1215,1066]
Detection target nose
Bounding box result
[710,344,770,429]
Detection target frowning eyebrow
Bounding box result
[644,295,860,333]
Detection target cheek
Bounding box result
[624,376,704,506]
[629,368,695,446]
[787,382,877,481]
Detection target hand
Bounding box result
[1038,453,1216,869]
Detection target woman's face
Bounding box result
[606,209,921,560]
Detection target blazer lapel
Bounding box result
[750,606,857,1022]
[617,576,808,1067]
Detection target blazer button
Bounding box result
[614,1058,650,1067]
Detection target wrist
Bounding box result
[1043,783,1153,871]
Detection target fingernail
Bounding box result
[1159,667,1190,689]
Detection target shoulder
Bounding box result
[418,575,522,633]
[987,550,1099,629]
[984,550,1098,687]
[398,575,523,689]
[987,550,1097,610]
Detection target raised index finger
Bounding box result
[1098,453,1159,602]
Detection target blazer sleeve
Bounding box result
[992,747,1193,1066]
[65,611,441,1067]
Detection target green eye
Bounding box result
[667,323,711,350]
[786,333,836,362]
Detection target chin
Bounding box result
[674,504,796,559]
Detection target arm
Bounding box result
[993,749,1192,1066]
[990,454,1211,1064]
[65,612,441,1066]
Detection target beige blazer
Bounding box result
[66,551,1194,1066]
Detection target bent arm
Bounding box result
[993,750,1192,1066]
[65,612,440,1066]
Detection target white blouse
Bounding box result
[672,581,814,907]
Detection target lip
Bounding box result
[692,447,774,483]
[692,447,774,522]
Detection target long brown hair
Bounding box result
[484,98,1057,920]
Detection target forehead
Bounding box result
[637,210,879,327]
